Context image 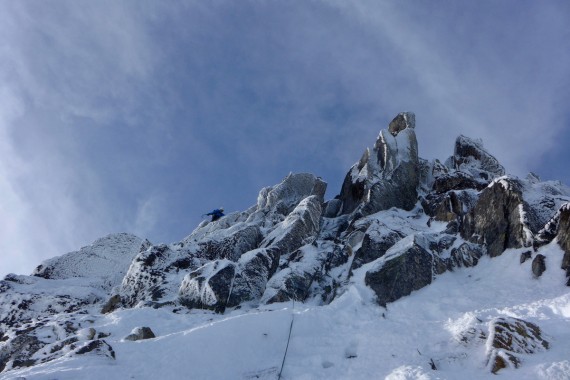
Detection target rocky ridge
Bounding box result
[1,112,570,375]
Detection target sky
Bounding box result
[1,0,569,278]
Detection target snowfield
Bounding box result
[4,243,569,380]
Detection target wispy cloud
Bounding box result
[1,1,569,277]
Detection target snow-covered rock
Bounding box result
[2,112,570,379]
[338,112,419,216]
[486,317,549,374]
[32,233,146,291]
[451,135,505,180]
[178,260,236,313]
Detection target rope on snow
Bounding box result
[277,300,295,380]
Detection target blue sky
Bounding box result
[1,1,569,278]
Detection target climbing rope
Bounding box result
[277,300,295,380]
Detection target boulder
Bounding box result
[486,317,549,374]
[124,327,156,341]
[520,251,532,264]
[532,254,546,278]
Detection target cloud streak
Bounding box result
[1,1,569,278]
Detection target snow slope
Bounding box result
[4,242,569,380]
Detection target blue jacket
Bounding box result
[207,209,225,218]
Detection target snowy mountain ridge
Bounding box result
[1,112,570,379]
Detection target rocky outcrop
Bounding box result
[486,317,549,374]
[557,204,570,269]
[3,111,570,377]
[365,235,436,307]
[461,178,532,257]
[120,244,180,307]
[178,260,236,313]
[0,317,114,373]
[255,172,327,216]
[101,294,122,314]
[338,112,419,216]
[260,195,322,253]
[451,135,505,180]
[0,275,104,325]
[195,225,263,262]
[227,248,281,306]
[261,242,348,304]
[422,190,479,222]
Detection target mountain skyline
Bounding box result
[1,1,570,278]
[1,111,569,378]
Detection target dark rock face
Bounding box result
[432,171,488,194]
[461,178,532,257]
[352,226,403,270]
[365,236,434,307]
[532,254,547,278]
[422,190,479,222]
[338,112,419,216]
[557,205,570,270]
[486,317,549,374]
[0,334,41,372]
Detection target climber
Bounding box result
[205,207,224,221]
